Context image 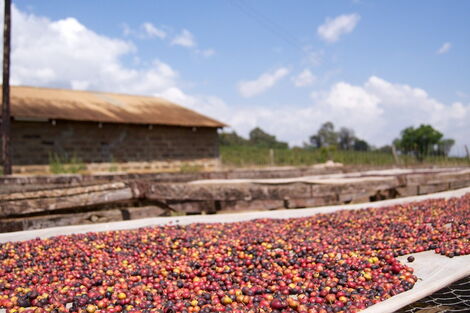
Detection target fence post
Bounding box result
[269,149,274,166]
[391,145,400,166]
[465,145,470,165]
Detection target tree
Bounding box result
[249,127,288,149]
[309,122,338,148]
[308,122,371,151]
[377,145,393,154]
[338,127,355,150]
[394,125,444,161]
[436,138,455,156]
[353,139,370,151]
[219,131,249,146]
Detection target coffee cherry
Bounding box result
[0,195,468,313]
[270,299,286,310]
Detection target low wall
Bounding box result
[1,167,469,232]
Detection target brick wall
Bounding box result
[8,120,220,171]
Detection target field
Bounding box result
[220,146,470,168]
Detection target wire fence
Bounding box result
[220,146,470,168]
[398,276,470,313]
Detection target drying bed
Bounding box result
[0,189,469,313]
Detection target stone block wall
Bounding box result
[7,120,220,171]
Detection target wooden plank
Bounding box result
[123,206,167,219]
[450,179,470,189]
[219,199,284,212]
[287,196,337,208]
[0,182,128,201]
[0,209,123,233]
[419,183,450,195]
[0,188,134,217]
[396,186,419,197]
[169,201,212,214]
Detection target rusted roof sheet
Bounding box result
[4,86,226,128]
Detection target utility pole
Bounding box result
[1,0,12,175]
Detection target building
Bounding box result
[1,86,225,173]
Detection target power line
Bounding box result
[228,0,303,50]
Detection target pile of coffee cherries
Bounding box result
[0,194,468,313]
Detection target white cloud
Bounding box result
[156,87,230,122]
[292,69,316,87]
[6,5,469,151]
[122,22,214,57]
[8,4,185,99]
[171,29,195,48]
[215,76,470,150]
[141,22,166,39]
[198,48,216,58]
[5,4,225,133]
[302,47,323,66]
[317,13,360,43]
[238,67,289,98]
[437,42,451,54]
[121,22,166,40]
[122,23,133,36]
[169,29,215,57]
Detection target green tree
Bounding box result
[338,127,355,150]
[249,127,288,149]
[309,121,338,148]
[219,131,249,146]
[394,125,444,161]
[436,138,455,156]
[377,145,393,154]
[353,139,370,151]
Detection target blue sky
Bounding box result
[10,0,470,151]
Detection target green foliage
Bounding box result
[49,152,86,174]
[108,156,119,172]
[310,121,338,148]
[338,127,355,150]
[220,145,467,168]
[437,139,455,156]
[353,139,370,151]
[179,163,204,173]
[219,131,249,146]
[219,127,288,149]
[309,122,370,151]
[219,122,460,168]
[394,124,453,161]
[249,127,288,149]
[377,145,393,154]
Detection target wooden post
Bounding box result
[391,144,400,166]
[269,148,274,166]
[465,145,470,165]
[1,0,12,175]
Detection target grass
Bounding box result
[49,152,87,174]
[179,163,204,173]
[108,157,119,172]
[220,145,469,168]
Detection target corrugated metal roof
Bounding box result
[4,86,226,128]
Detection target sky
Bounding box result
[7,0,470,152]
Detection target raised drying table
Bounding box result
[1,187,469,313]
